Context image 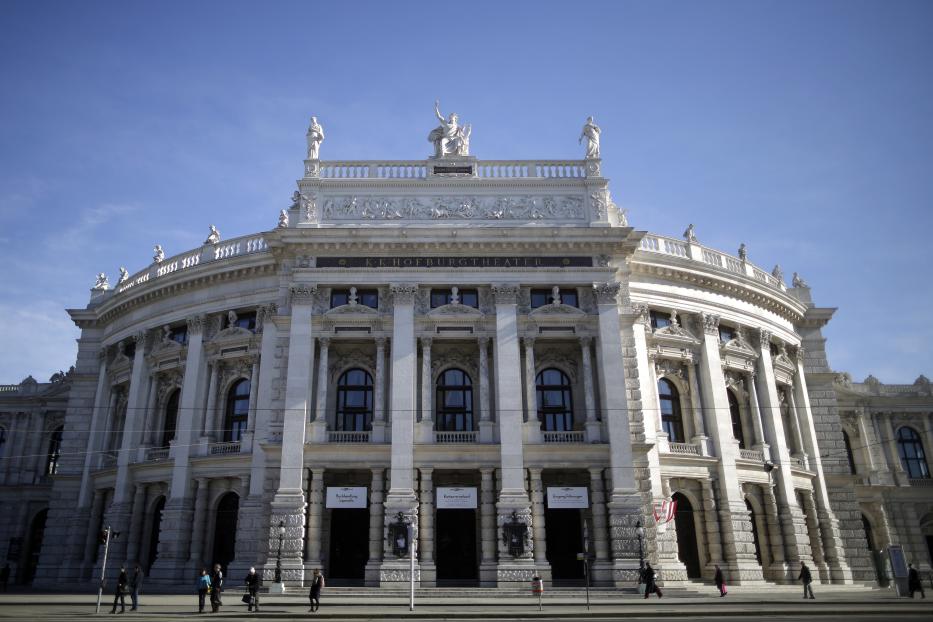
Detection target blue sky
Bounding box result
[1,1,931,384]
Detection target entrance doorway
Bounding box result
[146,497,165,572]
[435,509,478,585]
[212,493,239,573]
[672,492,701,578]
[545,509,585,585]
[21,509,48,584]
[328,508,369,584]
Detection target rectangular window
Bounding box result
[331,289,378,309]
[650,310,671,330]
[530,288,579,309]
[231,312,257,331]
[719,325,735,343]
[169,326,188,345]
[430,288,478,309]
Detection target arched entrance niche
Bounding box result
[211,493,239,573]
[145,497,166,573]
[21,508,48,584]
[671,492,701,578]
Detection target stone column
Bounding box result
[309,337,329,442]
[186,478,209,573]
[592,283,642,586]
[800,491,829,581]
[753,328,811,580]
[686,360,710,453]
[249,303,279,497]
[478,337,493,443]
[528,468,549,578]
[372,338,387,442]
[491,284,534,584]
[418,468,435,584]
[124,484,148,566]
[784,386,808,466]
[142,376,159,446]
[580,337,600,442]
[364,468,384,585]
[761,481,787,581]
[268,285,316,586]
[81,488,107,576]
[152,315,208,582]
[699,479,724,572]
[791,354,852,582]
[202,363,219,441]
[882,414,906,482]
[304,469,324,569]
[382,284,419,584]
[696,313,762,582]
[856,410,876,472]
[745,372,771,461]
[419,337,434,443]
[246,359,260,433]
[77,355,110,509]
[479,468,497,586]
[590,468,612,584]
[522,337,537,429]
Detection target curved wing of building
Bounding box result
[1,115,929,590]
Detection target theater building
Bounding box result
[1,112,930,588]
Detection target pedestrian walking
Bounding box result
[641,562,663,599]
[109,565,128,613]
[308,568,325,612]
[129,565,143,611]
[714,564,727,597]
[908,563,926,599]
[798,562,815,599]
[209,563,224,612]
[244,566,261,612]
[0,563,9,592]
[197,569,211,613]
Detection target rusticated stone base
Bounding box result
[379,561,421,584]
[496,562,538,585]
[148,497,194,583]
[264,494,307,585]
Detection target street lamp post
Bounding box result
[273,520,285,586]
[635,520,645,570]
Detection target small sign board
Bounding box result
[325,486,367,509]
[546,487,589,509]
[436,487,478,509]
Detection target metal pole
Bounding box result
[408,522,415,611]
[582,519,590,611]
[95,527,111,614]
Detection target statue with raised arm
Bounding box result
[153,244,165,264]
[205,225,221,245]
[306,116,324,160]
[117,267,129,284]
[579,116,601,159]
[93,272,110,291]
[428,100,470,157]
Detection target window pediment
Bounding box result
[529,303,585,319]
[325,303,380,317]
[427,303,483,319]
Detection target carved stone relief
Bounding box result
[320,194,585,222]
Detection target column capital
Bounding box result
[491,283,520,304]
[480,467,494,479]
[523,336,536,350]
[420,336,433,349]
[419,467,434,479]
[701,312,720,335]
[375,336,387,349]
[319,336,331,349]
[754,327,772,349]
[579,335,594,348]
[186,314,207,336]
[588,467,604,479]
[478,335,490,348]
[528,467,543,479]
[389,283,418,304]
[592,281,621,305]
[256,303,278,331]
[289,284,317,305]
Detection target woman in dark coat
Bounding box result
[110,565,128,613]
[641,562,663,599]
[714,564,727,597]
[209,563,224,612]
[308,568,325,612]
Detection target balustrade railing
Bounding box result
[669,442,701,456]
[209,440,241,455]
[542,430,585,444]
[327,430,372,444]
[739,448,764,462]
[145,447,170,461]
[909,478,933,487]
[435,430,478,443]
[316,159,588,180]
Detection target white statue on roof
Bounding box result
[579,116,601,159]
[307,116,324,160]
[205,225,221,245]
[153,244,165,264]
[428,100,471,158]
[117,267,129,284]
[93,273,109,291]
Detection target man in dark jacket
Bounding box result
[641,563,662,599]
[245,567,261,612]
[110,565,128,613]
[908,563,926,598]
[129,565,143,611]
[209,564,224,612]
[798,562,814,599]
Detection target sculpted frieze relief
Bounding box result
[320,194,586,222]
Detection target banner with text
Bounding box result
[326,486,368,508]
[546,486,589,509]
[436,487,478,509]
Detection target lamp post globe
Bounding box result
[274,520,285,584]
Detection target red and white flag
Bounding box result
[653,497,678,525]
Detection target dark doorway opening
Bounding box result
[672,492,701,578]
[435,509,478,585]
[328,508,369,584]
[545,508,585,585]
[21,509,48,584]
[746,500,762,565]
[146,497,165,573]
[212,493,239,574]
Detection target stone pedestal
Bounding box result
[149,497,194,583]
[495,493,536,586]
[606,494,644,587]
[264,495,307,586]
[379,493,419,586]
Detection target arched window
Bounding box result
[536,368,573,432]
[336,368,373,432]
[436,369,473,431]
[223,379,250,442]
[897,427,930,479]
[843,430,857,474]
[161,390,180,447]
[0,427,6,458]
[658,378,685,443]
[728,390,745,449]
[44,426,64,475]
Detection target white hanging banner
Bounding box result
[436,487,478,509]
[326,486,368,508]
[546,486,589,509]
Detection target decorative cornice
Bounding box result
[491,284,520,305]
[592,281,620,305]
